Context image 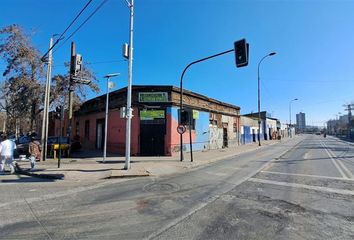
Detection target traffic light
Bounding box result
[55,106,62,119]
[180,110,191,125]
[70,54,82,77]
[234,39,249,68]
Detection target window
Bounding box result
[84,120,90,140]
[233,122,237,133]
[75,121,80,136]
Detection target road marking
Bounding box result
[320,141,348,179]
[336,158,354,179]
[260,170,354,181]
[321,141,354,179]
[144,138,304,240]
[248,178,354,196]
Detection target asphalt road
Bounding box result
[1,135,354,240]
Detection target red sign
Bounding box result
[177,125,187,134]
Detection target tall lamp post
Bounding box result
[103,73,120,163]
[289,98,298,137]
[257,52,276,146]
[124,0,134,170]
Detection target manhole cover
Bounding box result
[143,182,180,193]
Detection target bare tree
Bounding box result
[0,24,44,133]
[51,62,99,111]
[0,25,100,134]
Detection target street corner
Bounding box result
[109,165,151,178]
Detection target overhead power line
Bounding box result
[41,0,94,61]
[53,0,109,53]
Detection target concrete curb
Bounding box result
[13,137,297,181]
[15,163,65,180]
[15,162,150,180]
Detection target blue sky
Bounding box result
[1,0,354,126]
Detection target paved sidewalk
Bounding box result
[14,138,294,181]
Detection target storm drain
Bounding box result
[143,182,180,193]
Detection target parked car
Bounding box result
[15,136,32,157]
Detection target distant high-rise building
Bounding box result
[296,112,306,132]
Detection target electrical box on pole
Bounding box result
[120,107,126,118]
[234,39,249,68]
[71,54,82,77]
[55,106,62,119]
[122,43,129,59]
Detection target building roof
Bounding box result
[243,111,279,121]
[75,85,241,116]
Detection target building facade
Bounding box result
[296,112,306,133]
[242,111,280,141]
[72,86,241,156]
[240,116,258,144]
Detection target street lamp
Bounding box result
[103,73,120,163]
[289,98,298,137]
[257,52,276,146]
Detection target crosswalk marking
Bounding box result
[248,177,354,196]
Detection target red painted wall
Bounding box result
[73,107,140,155]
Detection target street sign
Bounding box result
[71,76,91,85]
[139,92,168,102]
[177,125,187,134]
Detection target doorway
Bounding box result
[139,109,166,156]
[96,119,105,150]
[223,128,228,148]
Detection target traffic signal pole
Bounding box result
[179,48,234,162]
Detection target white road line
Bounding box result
[322,141,354,179]
[336,159,354,179]
[260,170,354,181]
[320,141,348,179]
[248,178,354,196]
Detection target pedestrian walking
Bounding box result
[28,136,41,169]
[0,134,17,174]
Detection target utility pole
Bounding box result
[68,42,75,143]
[124,0,134,170]
[41,37,53,161]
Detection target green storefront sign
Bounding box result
[140,110,165,120]
[139,92,168,102]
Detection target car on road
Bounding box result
[15,136,32,157]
